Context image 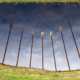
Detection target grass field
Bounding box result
[0,63,80,80]
[0,0,80,3]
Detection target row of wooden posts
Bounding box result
[2,19,80,71]
[43,2,78,7]
[23,2,79,7]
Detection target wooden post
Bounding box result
[29,31,34,68]
[50,31,57,71]
[2,22,13,64]
[59,26,70,71]
[68,19,80,58]
[41,32,44,70]
[16,27,24,67]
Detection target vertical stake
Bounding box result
[59,26,70,71]
[50,31,57,71]
[41,32,44,70]
[68,19,80,58]
[16,27,24,67]
[2,22,13,64]
[29,31,34,68]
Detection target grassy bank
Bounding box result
[0,63,80,80]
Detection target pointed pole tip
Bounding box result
[41,32,44,37]
[50,31,52,36]
[59,26,62,32]
[21,27,24,33]
[10,22,13,28]
[32,31,34,36]
[68,19,70,25]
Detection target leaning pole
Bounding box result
[2,22,13,64]
[41,32,44,70]
[59,26,70,71]
[29,31,34,68]
[50,31,57,71]
[16,27,24,67]
[68,19,80,58]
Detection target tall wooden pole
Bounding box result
[16,27,24,67]
[41,32,44,70]
[59,26,70,71]
[2,22,13,64]
[29,31,34,68]
[68,19,80,58]
[50,31,57,71]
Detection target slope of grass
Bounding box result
[0,63,80,80]
[0,0,80,3]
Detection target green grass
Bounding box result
[0,63,80,80]
[0,0,80,3]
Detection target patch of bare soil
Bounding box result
[53,75,60,78]
[9,69,13,71]
[53,73,77,78]
[31,74,40,77]
[69,74,76,77]
[8,74,12,76]
[77,75,80,78]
